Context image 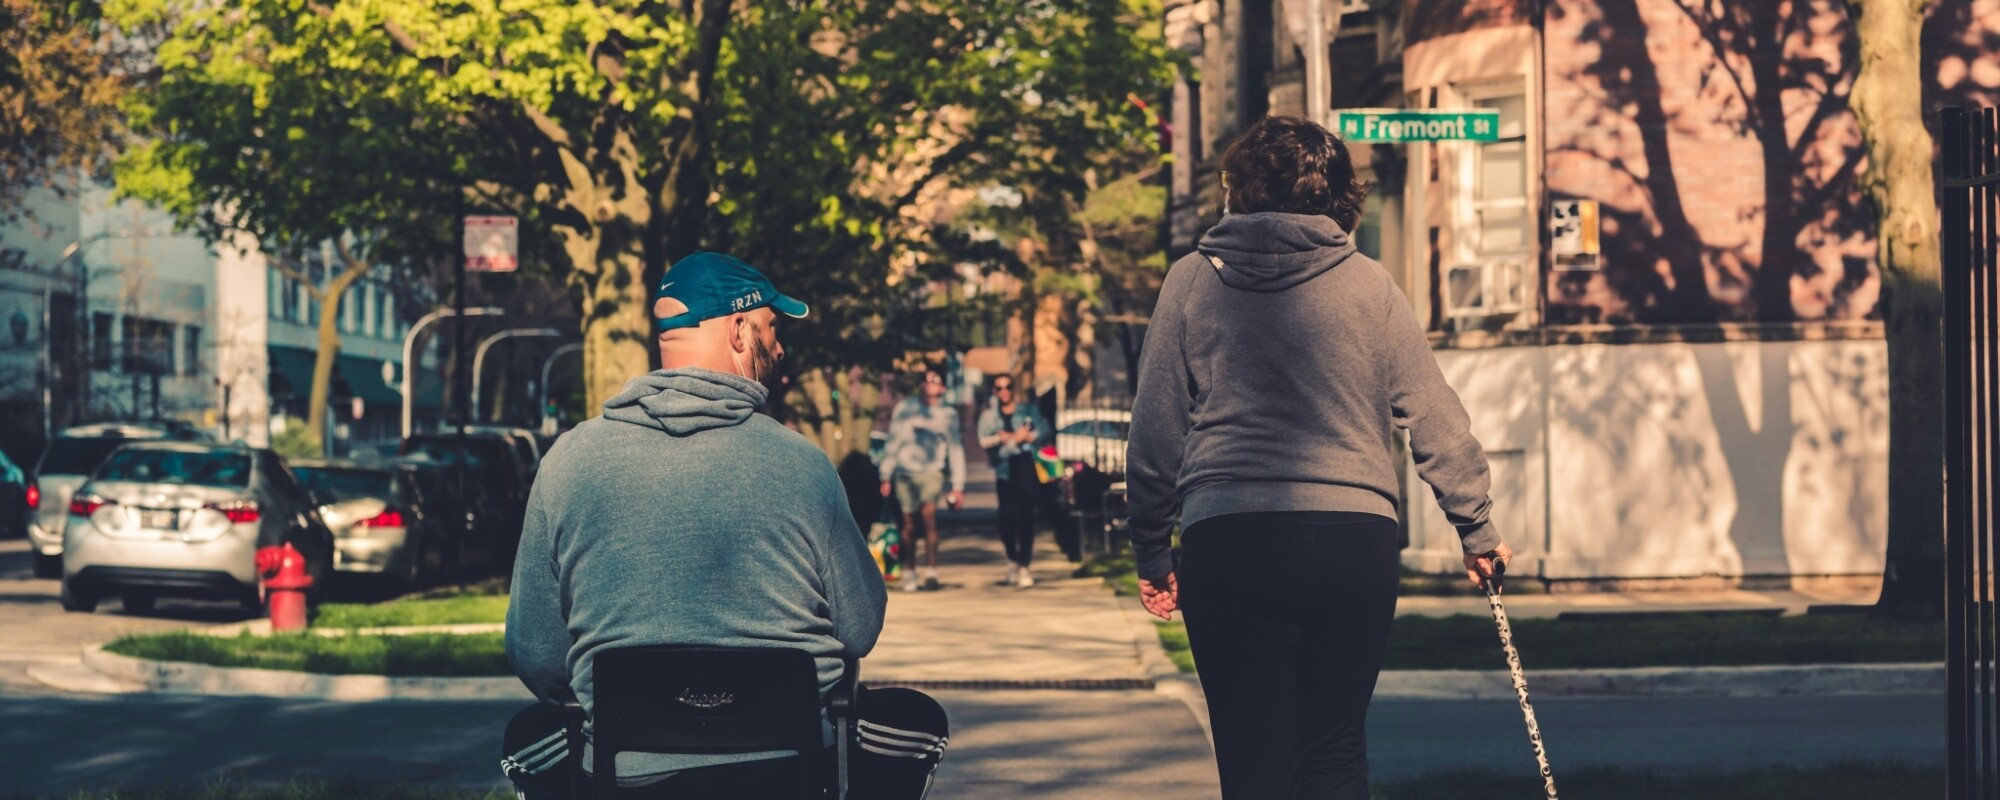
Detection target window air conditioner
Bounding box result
[1444,260,1528,318]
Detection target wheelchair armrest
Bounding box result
[828,657,860,719]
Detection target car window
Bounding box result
[96,449,252,488]
[38,437,140,476]
[293,467,395,503]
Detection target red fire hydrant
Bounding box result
[255,543,313,631]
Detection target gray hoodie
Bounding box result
[506,368,886,779]
[1126,212,1502,580]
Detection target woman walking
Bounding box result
[1126,115,1512,799]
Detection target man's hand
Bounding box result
[1139,572,1178,620]
[1464,541,1515,588]
[880,481,893,498]
[947,490,964,509]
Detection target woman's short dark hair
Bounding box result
[1219,116,1370,232]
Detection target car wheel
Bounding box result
[121,593,157,614]
[59,580,97,613]
[32,553,60,580]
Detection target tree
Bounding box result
[1847,0,1942,618]
[0,0,137,217]
[114,0,469,453]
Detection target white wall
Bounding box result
[1402,339,1890,580]
[213,234,270,447]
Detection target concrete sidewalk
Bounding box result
[1394,583,1881,619]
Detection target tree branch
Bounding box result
[266,253,325,302]
[890,137,980,210]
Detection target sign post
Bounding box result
[462,216,519,273]
[1334,109,1502,142]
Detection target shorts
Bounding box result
[893,472,946,510]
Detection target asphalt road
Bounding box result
[0,534,1946,798]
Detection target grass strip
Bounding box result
[313,594,510,629]
[1385,612,1941,670]
[103,631,509,677]
[1371,761,1942,800]
[1078,553,1941,673]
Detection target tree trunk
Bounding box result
[1847,0,1943,618]
[581,243,654,414]
[307,291,343,457]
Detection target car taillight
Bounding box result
[354,508,405,529]
[68,495,108,516]
[25,484,39,510]
[205,501,260,524]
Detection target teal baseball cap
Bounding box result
[653,251,810,332]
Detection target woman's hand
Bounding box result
[1139,572,1179,620]
[1464,541,1515,589]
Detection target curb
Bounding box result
[1112,589,1215,748]
[1372,662,1944,699]
[67,644,533,701]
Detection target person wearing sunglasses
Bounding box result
[975,374,1052,588]
[879,369,967,591]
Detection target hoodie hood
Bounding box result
[1197,212,1357,292]
[603,368,768,436]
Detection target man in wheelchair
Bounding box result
[500,253,948,798]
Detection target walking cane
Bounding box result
[1482,556,1560,799]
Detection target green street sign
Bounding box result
[1334,109,1501,142]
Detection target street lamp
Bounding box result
[401,306,504,438]
[469,327,567,423]
[538,343,583,433]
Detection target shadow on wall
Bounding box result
[1406,340,1889,580]
[1543,0,1877,326]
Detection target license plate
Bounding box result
[143,509,179,530]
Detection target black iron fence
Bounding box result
[1942,106,2000,800]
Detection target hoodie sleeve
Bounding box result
[977,405,1003,454]
[946,406,968,493]
[819,473,886,657]
[1381,288,1503,556]
[505,491,575,704]
[1127,259,1200,582]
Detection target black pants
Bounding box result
[1178,511,1401,800]
[502,687,948,799]
[997,460,1039,568]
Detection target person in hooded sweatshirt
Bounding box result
[499,252,948,799]
[1126,117,1513,799]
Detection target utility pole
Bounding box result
[1288,0,1343,128]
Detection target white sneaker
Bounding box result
[922,568,941,590]
[900,572,921,592]
[1017,567,1035,589]
[997,565,1019,587]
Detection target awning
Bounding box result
[267,346,317,401]
[335,353,401,405]
[269,346,407,406]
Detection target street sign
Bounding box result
[463,216,518,272]
[1335,109,1501,142]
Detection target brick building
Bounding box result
[1162,0,1993,584]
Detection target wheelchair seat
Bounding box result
[556,646,860,799]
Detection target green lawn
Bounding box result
[1371,761,1942,800]
[1078,553,1942,674]
[313,594,510,629]
[103,630,508,677]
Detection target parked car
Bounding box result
[459,425,545,484]
[1055,408,1131,476]
[398,433,531,575]
[290,459,450,587]
[28,423,210,579]
[60,441,333,614]
[0,447,26,538]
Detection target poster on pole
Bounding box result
[463,216,519,272]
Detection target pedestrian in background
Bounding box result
[976,374,1051,588]
[879,369,966,591]
[1125,116,1513,799]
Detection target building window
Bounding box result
[1442,88,1531,321]
[1472,94,1529,255]
[376,286,389,339]
[91,312,114,370]
[122,316,175,375]
[183,325,202,376]
[340,284,357,334]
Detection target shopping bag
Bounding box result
[868,509,903,581]
[1033,446,1065,484]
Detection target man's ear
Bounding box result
[727,313,752,354]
